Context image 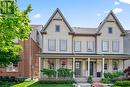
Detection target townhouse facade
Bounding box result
[0,8,130,79]
[40,8,130,78]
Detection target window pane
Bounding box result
[102,40,109,52]
[48,40,56,51]
[108,27,112,33]
[56,25,60,32]
[87,41,94,52]
[104,61,108,70]
[74,41,81,52]
[112,41,119,52]
[60,40,67,51]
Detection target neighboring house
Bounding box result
[40,8,130,78]
[124,30,130,69]
[0,25,42,79]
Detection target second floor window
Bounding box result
[87,41,94,52]
[48,39,56,51]
[102,40,109,52]
[74,41,81,52]
[60,40,67,51]
[55,25,60,32]
[108,27,113,33]
[112,40,119,52]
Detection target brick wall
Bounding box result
[0,38,41,79]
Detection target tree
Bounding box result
[0,0,32,67]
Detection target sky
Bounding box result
[17,0,130,30]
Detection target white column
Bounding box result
[82,60,86,77]
[102,58,105,78]
[88,58,90,77]
[73,57,75,78]
[56,59,59,79]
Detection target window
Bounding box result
[74,41,81,52]
[60,59,67,68]
[104,62,108,70]
[59,40,67,51]
[48,39,56,51]
[48,59,55,69]
[112,40,119,52]
[36,31,39,44]
[55,25,60,32]
[102,40,109,52]
[87,41,94,52]
[112,60,118,70]
[108,27,113,33]
[6,63,18,72]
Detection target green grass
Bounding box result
[9,81,73,87]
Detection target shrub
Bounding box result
[87,76,93,84]
[101,78,109,84]
[39,79,75,84]
[115,80,130,86]
[57,68,73,78]
[104,71,123,80]
[41,68,56,78]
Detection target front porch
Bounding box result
[40,53,130,78]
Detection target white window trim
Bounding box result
[48,39,56,51]
[74,41,81,52]
[86,41,94,52]
[112,40,119,52]
[6,63,18,72]
[59,40,67,51]
[102,40,109,52]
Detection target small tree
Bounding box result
[0,0,32,67]
[41,68,56,79]
[57,68,73,79]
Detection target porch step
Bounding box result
[74,78,87,83]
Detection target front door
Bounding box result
[75,61,81,77]
[90,61,94,76]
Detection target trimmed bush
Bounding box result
[101,78,109,84]
[115,80,130,86]
[87,76,93,84]
[39,79,75,84]
[57,68,73,78]
[41,68,56,78]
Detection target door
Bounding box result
[90,61,94,76]
[75,61,81,77]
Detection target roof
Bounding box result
[97,10,126,34]
[73,27,97,34]
[41,8,74,33]
[126,30,130,33]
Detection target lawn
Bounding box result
[9,81,73,87]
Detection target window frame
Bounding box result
[74,41,81,52]
[112,40,119,52]
[112,60,119,70]
[108,27,113,34]
[87,41,94,52]
[102,40,109,52]
[48,39,56,51]
[59,40,67,51]
[55,25,60,32]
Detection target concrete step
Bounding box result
[75,78,87,83]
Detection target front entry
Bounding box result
[75,61,81,77]
[90,61,94,76]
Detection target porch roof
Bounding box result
[40,53,130,60]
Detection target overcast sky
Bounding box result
[17,0,130,30]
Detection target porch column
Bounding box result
[56,59,59,79]
[102,58,105,78]
[88,58,90,77]
[72,57,75,78]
